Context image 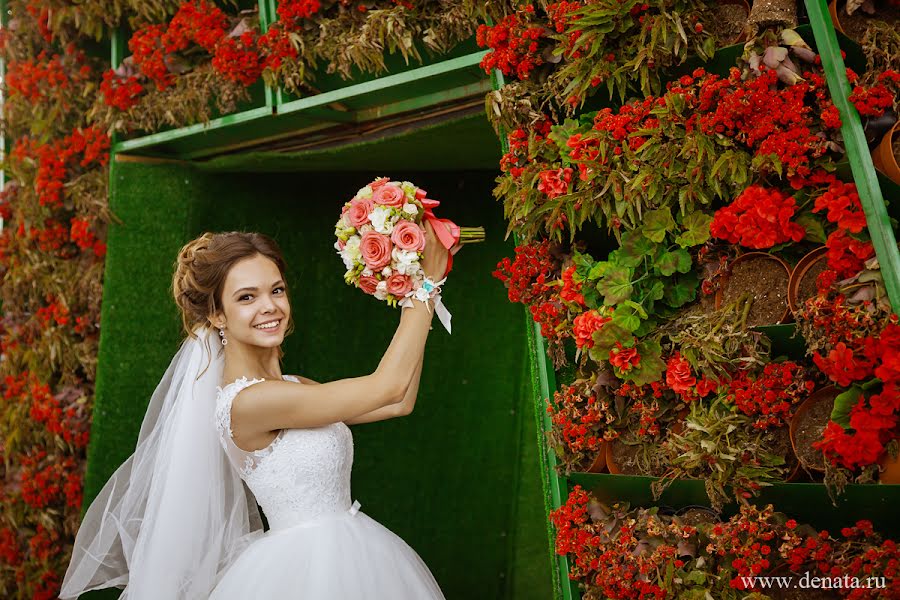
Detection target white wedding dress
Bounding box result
[210,375,445,599]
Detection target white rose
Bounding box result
[362,267,373,277]
[370,205,398,235]
[382,266,392,277]
[356,185,373,199]
[402,203,419,215]
[359,223,374,235]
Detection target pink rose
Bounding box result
[386,273,413,297]
[341,203,350,218]
[337,239,346,250]
[347,197,374,228]
[370,177,390,190]
[358,275,379,295]
[373,183,405,207]
[390,220,426,252]
[360,231,392,271]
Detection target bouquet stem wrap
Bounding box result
[420,196,485,279]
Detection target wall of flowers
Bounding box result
[0,1,512,597]
[484,0,900,598]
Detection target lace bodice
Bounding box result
[214,376,356,530]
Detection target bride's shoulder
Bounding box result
[217,376,266,400]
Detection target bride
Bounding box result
[60,222,456,599]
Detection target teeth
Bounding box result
[255,320,279,330]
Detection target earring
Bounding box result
[218,328,228,346]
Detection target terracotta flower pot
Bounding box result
[828,0,845,34]
[585,442,608,473]
[872,121,900,186]
[717,252,792,325]
[790,386,840,473]
[878,450,900,484]
[788,246,828,315]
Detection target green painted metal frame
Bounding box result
[490,63,577,600]
[804,0,900,310]
[111,51,490,160]
[109,0,491,161]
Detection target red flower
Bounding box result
[609,342,641,372]
[824,230,874,280]
[666,352,696,395]
[711,186,806,249]
[813,342,874,387]
[537,167,573,199]
[560,265,586,306]
[212,32,263,87]
[573,310,611,349]
[100,70,144,111]
[813,180,866,234]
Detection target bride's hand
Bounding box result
[421,221,454,281]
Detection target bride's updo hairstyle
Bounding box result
[172,232,295,343]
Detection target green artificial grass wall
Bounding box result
[83,160,552,599]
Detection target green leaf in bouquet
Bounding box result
[597,266,634,305]
[795,213,827,244]
[616,230,654,268]
[642,208,676,243]
[674,212,713,248]
[657,248,693,276]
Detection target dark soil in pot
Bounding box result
[792,390,837,472]
[797,259,828,307]
[707,2,749,45]
[676,507,719,527]
[722,255,789,327]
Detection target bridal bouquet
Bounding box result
[334,177,484,333]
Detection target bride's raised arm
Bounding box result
[236,221,449,432]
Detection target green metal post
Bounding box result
[490,64,578,600]
[805,0,900,310]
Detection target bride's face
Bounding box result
[216,254,291,349]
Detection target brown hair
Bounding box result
[172,232,295,347]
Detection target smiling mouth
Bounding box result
[253,319,281,331]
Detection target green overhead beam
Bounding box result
[111,50,490,161]
[805,0,900,310]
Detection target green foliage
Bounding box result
[548,0,715,102]
[653,398,790,512]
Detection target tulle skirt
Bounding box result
[209,507,445,599]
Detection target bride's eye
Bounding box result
[273,287,285,295]
[240,294,253,301]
